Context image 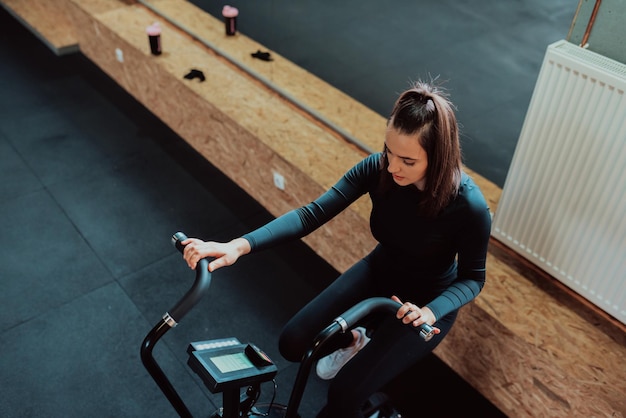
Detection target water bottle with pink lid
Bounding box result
[222,5,239,36]
[146,22,162,55]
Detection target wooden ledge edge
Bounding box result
[1,1,79,56]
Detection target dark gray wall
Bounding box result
[567,0,625,64]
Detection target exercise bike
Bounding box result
[141,232,436,418]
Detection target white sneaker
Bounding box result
[316,327,371,380]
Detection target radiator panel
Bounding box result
[492,40,626,324]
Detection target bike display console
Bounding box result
[187,338,278,393]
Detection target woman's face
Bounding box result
[384,126,428,190]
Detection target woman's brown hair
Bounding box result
[379,80,462,217]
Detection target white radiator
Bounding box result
[492,40,626,324]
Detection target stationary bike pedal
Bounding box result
[363,392,400,418]
[250,404,294,418]
[366,410,402,418]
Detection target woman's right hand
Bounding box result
[182,237,251,272]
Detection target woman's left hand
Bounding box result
[391,295,441,335]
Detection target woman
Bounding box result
[182,80,492,417]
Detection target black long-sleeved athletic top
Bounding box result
[243,153,492,321]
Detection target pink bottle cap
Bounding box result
[222,5,239,18]
[146,22,162,36]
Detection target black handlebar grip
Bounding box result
[335,297,436,342]
[171,231,188,254]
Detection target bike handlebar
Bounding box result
[140,231,213,418]
[145,233,435,418]
[286,297,436,416]
[166,232,212,325]
[334,297,436,342]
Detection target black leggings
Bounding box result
[278,253,458,418]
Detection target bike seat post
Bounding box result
[221,388,242,418]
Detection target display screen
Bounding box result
[188,340,278,393]
[210,352,254,373]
